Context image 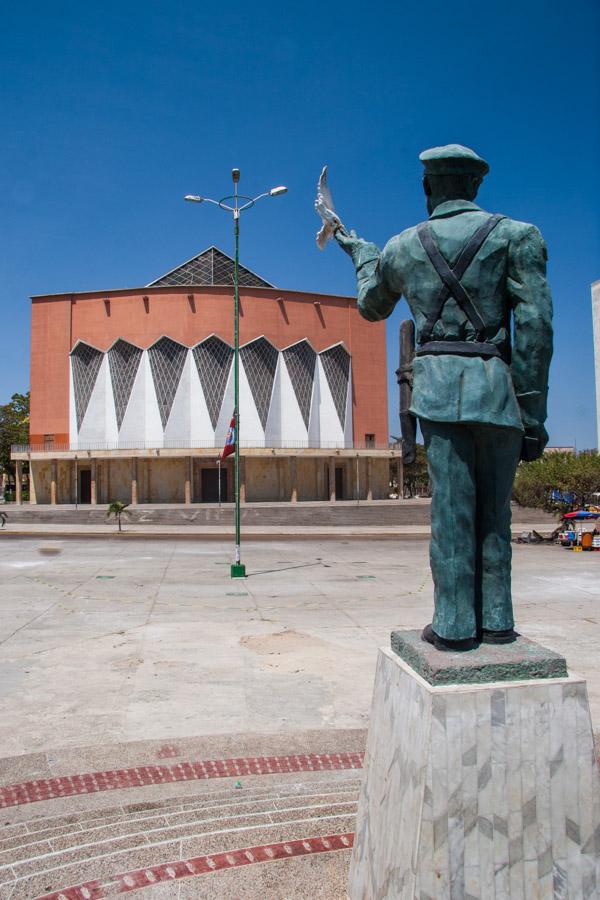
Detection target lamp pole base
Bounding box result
[231,563,246,578]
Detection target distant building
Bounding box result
[593,278,600,449]
[12,247,398,504]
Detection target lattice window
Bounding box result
[240,337,278,429]
[71,343,104,430]
[283,341,316,429]
[148,338,187,428]
[149,247,273,288]
[320,344,351,429]
[192,336,233,429]
[107,340,143,429]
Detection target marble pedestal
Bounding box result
[348,640,600,899]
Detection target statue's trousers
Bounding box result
[421,420,522,640]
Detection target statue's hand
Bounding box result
[520,424,549,462]
[334,228,361,257]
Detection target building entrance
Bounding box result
[326,465,345,500]
[79,469,92,504]
[200,467,227,503]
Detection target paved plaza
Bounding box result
[1,536,598,759]
[0,537,598,897]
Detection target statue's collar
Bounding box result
[429,200,482,219]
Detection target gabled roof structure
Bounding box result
[147,246,274,289]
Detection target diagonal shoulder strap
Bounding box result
[418,214,504,342]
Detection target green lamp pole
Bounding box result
[185,171,287,578]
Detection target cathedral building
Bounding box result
[13,247,397,504]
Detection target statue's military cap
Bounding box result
[419,144,489,177]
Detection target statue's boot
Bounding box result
[421,623,477,652]
[480,628,518,644]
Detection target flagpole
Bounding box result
[218,459,221,508]
[184,172,287,580]
[231,171,245,577]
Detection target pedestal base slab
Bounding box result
[348,647,600,899]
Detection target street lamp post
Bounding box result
[185,171,287,578]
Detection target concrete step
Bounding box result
[1,500,556,527]
[0,775,359,899]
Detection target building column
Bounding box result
[15,461,23,505]
[90,461,97,505]
[105,459,111,503]
[49,460,58,505]
[277,458,286,501]
[366,457,373,501]
[316,459,324,501]
[239,456,246,504]
[289,456,298,503]
[329,456,336,502]
[184,457,192,505]
[71,460,77,504]
[29,460,37,505]
[131,458,138,505]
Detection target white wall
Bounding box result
[70,340,353,449]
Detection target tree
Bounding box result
[513,450,600,515]
[107,501,130,533]
[403,443,430,498]
[0,393,30,483]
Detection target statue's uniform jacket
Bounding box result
[347,199,553,640]
[352,199,553,441]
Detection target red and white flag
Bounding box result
[219,415,236,461]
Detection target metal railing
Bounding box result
[11,439,394,454]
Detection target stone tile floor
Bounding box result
[0,538,598,758]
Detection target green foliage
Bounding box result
[512,450,600,515]
[107,501,130,532]
[0,393,29,477]
[403,443,430,498]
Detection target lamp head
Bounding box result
[232,168,240,183]
[270,186,288,197]
[184,195,203,203]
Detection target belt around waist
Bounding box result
[416,340,501,359]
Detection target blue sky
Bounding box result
[1,0,599,447]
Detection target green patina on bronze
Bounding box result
[331,143,553,643]
[391,629,568,686]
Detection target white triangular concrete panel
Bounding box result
[215,367,234,449]
[69,363,77,447]
[142,352,164,448]
[264,354,284,447]
[105,362,119,446]
[316,356,344,447]
[307,369,320,448]
[78,356,110,447]
[239,359,265,447]
[278,354,309,447]
[190,352,214,446]
[344,361,353,448]
[117,354,147,448]
[164,351,192,445]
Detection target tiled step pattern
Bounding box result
[0,752,364,810]
[37,833,355,899]
[0,759,362,899]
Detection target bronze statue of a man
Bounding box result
[319,144,553,651]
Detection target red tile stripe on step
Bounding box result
[37,832,355,899]
[0,752,364,809]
